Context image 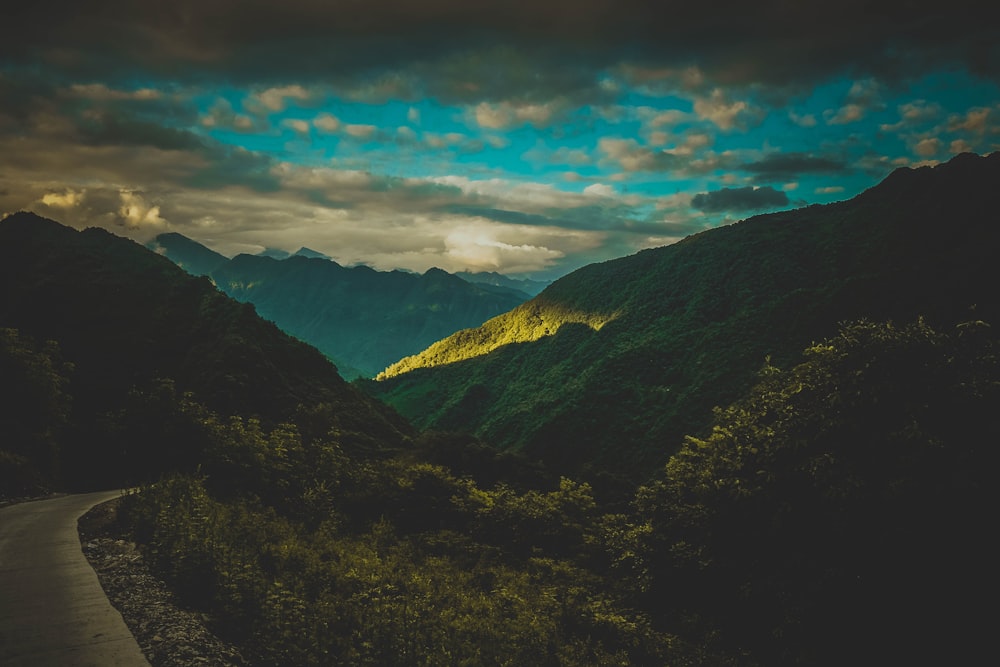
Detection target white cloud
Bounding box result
[815,185,845,194]
[914,137,942,157]
[789,111,817,127]
[282,118,311,135]
[313,112,341,132]
[39,189,85,208]
[825,103,865,125]
[444,225,564,273]
[407,107,421,124]
[254,85,312,112]
[118,190,167,230]
[583,183,615,197]
[344,124,377,139]
[598,137,678,172]
[693,89,762,131]
[472,101,562,130]
[948,107,993,133]
[950,138,974,153]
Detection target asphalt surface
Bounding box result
[0,490,151,666]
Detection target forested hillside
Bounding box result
[149,234,529,378]
[117,317,999,666]
[371,152,1000,482]
[0,212,411,496]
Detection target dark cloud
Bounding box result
[78,112,206,151]
[741,152,848,182]
[2,1,997,101]
[184,145,282,192]
[691,186,789,212]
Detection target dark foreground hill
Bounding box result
[0,212,412,494]
[149,234,529,379]
[371,151,1000,482]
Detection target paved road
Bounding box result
[0,491,151,666]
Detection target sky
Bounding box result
[1,1,998,280]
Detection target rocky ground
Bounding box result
[78,499,247,667]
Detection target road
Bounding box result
[0,491,151,666]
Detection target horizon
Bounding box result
[2,1,998,281]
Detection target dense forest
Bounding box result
[111,318,998,666]
[370,152,1000,485]
[2,153,998,665]
[0,212,411,494]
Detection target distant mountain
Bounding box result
[148,231,228,277]
[258,247,292,259]
[454,271,551,297]
[293,247,331,260]
[371,152,1000,482]
[149,238,530,378]
[0,212,412,492]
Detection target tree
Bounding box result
[636,319,999,666]
[0,328,72,495]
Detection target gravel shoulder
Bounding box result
[77,499,246,667]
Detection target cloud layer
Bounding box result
[2,2,998,278]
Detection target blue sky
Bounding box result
[2,1,998,279]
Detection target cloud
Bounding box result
[67,83,161,101]
[598,138,682,172]
[2,1,997,103]
[253,85,313,112]
[879,100,942,132]
[201,98,257,132]
[914,137,942,158]
[825,78,886,125]
[582,183,615,197]
[281,118,311,135]
[741,152,848,181]
[472,100,565,130]
[118,190,167,230]
[815,185,845,194]
[38,189,86,208]
[313,112,341,132]
[343,124,378,140]
[691,186,789,212]
[692,89,763,131]
[789,111,817,127]
[948,106,997,134]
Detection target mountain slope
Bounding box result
[371,152,1000,480]
[0,212,412,491]
[148,238,529,378]
[147,231,229,277]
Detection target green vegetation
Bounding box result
[0,212,410,496]
[5,204,996,665]
[113,317,998,666]
[150,233,529,379]
[370,152,1000,482]
[634,318,998,665]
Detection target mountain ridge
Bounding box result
[1,211,413,492]
[370,152,1000,480]
[149,235,530,378]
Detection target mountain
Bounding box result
[454,271,551,297]
[147,231,229,277]
[0,212,412,493]
[148,238,530,379]
[370,152,1000,482]
[293,247,331,260]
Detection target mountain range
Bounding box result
[370,152,1000,483]
[147,235,531,378]
[0,212,411,493]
